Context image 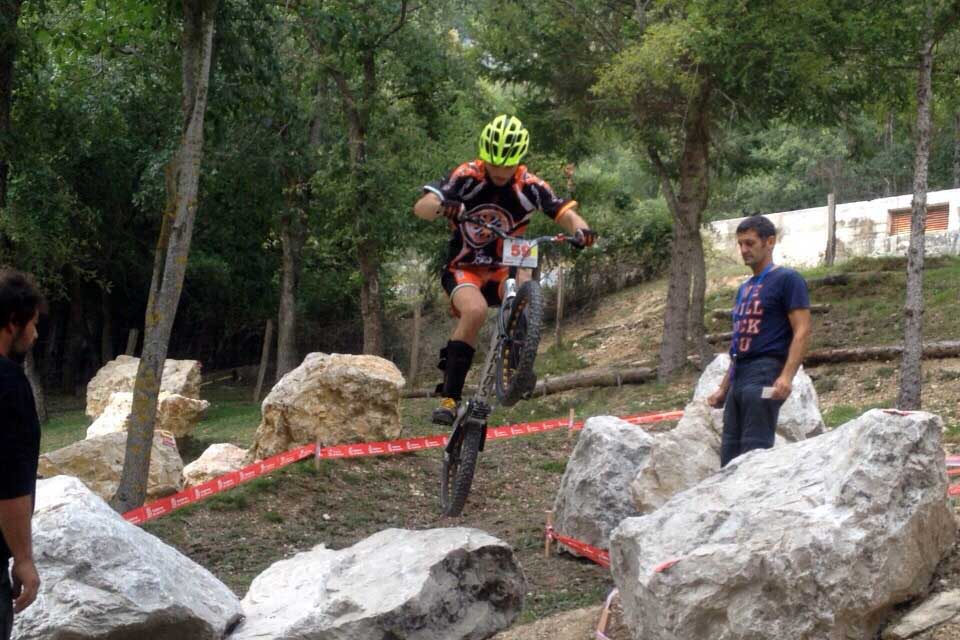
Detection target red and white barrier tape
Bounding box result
[124,409,684,524]
[546,526,610,568]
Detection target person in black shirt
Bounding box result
[413,115,595,425]
[0,271,44,638]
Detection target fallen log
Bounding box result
[711,303,831,320]
[706,332,733,344]
[804,341,960,365]
[401,366,657,399]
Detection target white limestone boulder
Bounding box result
[86,355,202,420]
[13,476,241,639]
[611,409,956,640]
[231,527,525,640]
[38,430,184,500]
[183,443,248,487]
[883,589,960,639]
[693,353,825,441]
[552,416,654,551]
[86,391,210,439]
[249,352,405,459]
[629,402,724,515]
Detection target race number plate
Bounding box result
[502,237,538,268]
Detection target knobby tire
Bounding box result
[440,422,483,517]
[496,280,544,406]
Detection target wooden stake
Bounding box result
[545,510,555,558]
[253,319,274,403]
[314,436,322,472]
[567,407,576,439]
[825,192,837,266]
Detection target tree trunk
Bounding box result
[403,366,657,399]
[100,287,113,365]
[112,0,218,513]
[652,80,711,380]
[0,0,22,216]
[125,328,139,356]
[408,301,422,385]
[357,238,384,355]
[554,267,565,348]
[807,340,960,365]
[898,18,934,410]
[883,110,895,197]
[62,275,87,395]
[254,318,273,403]
[276,207,305,379]
[953,111,959,189]
[24,350,46,423]
[688,229,710,368]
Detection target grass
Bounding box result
[40,382,262,464]
[41,409,89,453]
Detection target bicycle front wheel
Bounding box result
[495,280,544,406]
[440,422,483,517]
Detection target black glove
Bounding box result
[572,228,597,249]
[439,198,464,223]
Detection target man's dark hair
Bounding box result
[0,270,44,327]
[736,215,777,240]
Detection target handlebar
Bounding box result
[459,214,581,251]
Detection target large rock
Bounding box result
[883,589,960,639]
[611,409,956,640]
[553,416,654,551]
[86,355,202,420]
[14,476,241,639]
[629,402,724,515]
[693,353,825,441]
[86,391,210,439]
[38,430,184,500]
[249,352,405,459]
[231,527,526,640]
[183,443,248,487]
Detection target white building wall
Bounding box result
[707,189,960,267]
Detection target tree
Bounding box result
[113,0,219,512]
[898,1,960,410]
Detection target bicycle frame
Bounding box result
[444,217,573,457]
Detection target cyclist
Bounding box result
[413,114,595,425]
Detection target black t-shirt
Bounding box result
[0,356,41,564]
[424,160,576,269]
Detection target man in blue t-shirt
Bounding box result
[707,215,811,467]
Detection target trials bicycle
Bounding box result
[440,215,589,517]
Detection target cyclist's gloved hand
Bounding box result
[439,198,465,223]
[572,228,597,250]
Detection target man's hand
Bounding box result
[439,198,464,223]
[706,387,727,408]
[770,375,793,401]
[572,228,596,249]
[12,557,40,613]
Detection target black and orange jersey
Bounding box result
[423,160,577,269]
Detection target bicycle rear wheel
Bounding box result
[495,280,544,407]
[440,421,483,517]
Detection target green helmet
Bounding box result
[478,114,530,166]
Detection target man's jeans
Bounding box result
[721,356,785,467]
[1,564,12,640]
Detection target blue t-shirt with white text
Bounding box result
[730,266,810,362]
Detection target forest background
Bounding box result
[2,0,959,420]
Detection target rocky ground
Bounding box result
[47,256,960,638]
